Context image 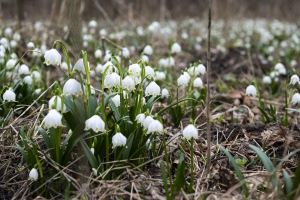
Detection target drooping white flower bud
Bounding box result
[29,168,38,181]
[245,85,257,97]
[121,47,130,58]
[6,59,17,69]
[182,124,198,140]
[111,94,120,107]
[63,79,83,97]
[49,96,66,112]
[177,74,188,87]
[193,77,203,88]
[136,113,145,124]
[44,109,63,128]
[161,88,170,98]
[274,63,286,75]
[85,115,105,133]
[94,49,102,58]
[31,71,41,82]
[290,75,300,85]
[73,58,89,74]
[171,42,181,54]
[129,63,141,77]
[18,64,29,75]
[291,93,300,104]
[44,49,61,66]
[145,66,155,79]
[143,116,154,129]
[143,45,153,55]
[104,72,120,88]
[2,88,16,101]
[147,120,163,134]
[122,76,135,91]
[112,133,127,148]
[145,81,160,97]
[23,75,33,85]
[263,76,271,84]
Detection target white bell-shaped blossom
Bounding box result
[104,72,120,88]
[35,89,41,95]
[290,75,300,85]
[245,85,257,97]
[145,66,155,79]
[197,64,206,75]
[145,81,160,96]
[263,76,271,84]
[154,71,166,81]
[0,38,9,49]
[131,75,141,85]
[274,63,286,75]
[44,49,61,66]
[111,94,120,107]
[94,49,102,58]
[147,120,163,134]
[44,109,63,128]
[161,88,170,98]
[183,72,191,82]
[143,116,154,129]
[99,28,107,36]
[60,61,69,71]
[122,76,135,91]
[4,27,12,37]
[10,53,18,59]
[23,75,33,85]
[73,58,89,73]
[193,77,203,88]
[49,96,66,112]
[136,113,145,124]
[291,93,300,104]
[18,64,29,75]
[143,45,153,55]
[85,115,105,133]
[63,78,83,97]
[171,42,181,54]
[112,133,127,148]
[27,42,35,49]
[142,55,149,63]
[102,61,118,74]
[31,71,41,81]
[3,88,16,101]
[166,57,175,67]
[177,74,188,87]
[90,148,95,155]
[88,20,97,28]
[10,40,17,49]
[13,32,21,41]
[158,58,168,68]
[95,64,103,74]
[29,168,38,181]
[6,59,17,69]
[121,47,130,58]
[128,63,141,77]
[182,124,198,140]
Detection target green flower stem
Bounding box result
[81,51,91,104]
[162,133,174,197]
[55,126,62,163]
[189,138,194,192]
[101,68,109,170]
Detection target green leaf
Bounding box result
[160,163,171,199]
[88,95,98,116]
[78,140,98,168]
[283,169,292,197]
[290,158,300,200]
[174,153,186,191]
[219,145,249,197]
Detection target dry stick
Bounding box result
[205,0,212,177]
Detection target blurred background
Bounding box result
[1,0,300,25]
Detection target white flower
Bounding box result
[263,76,271,84]
[27,42,35,49]
[4,27,12,37]
[183,72,191,82]
[145,81,160,96]
[290,75,300,85]
[99,29,107,36]
[23,75,33,85]
[112,133,127,148]
[73,58,89,73]
[6,59,17,69]
[129,63,141,77]
[44,109,63,128]
[49,96,66,112]
[154,71,166,81]
[111,94,120,107]
[161,88,169,98]
[85,115,105,133]
[29,168,38,181]
[147,120,163,134]
[158,58,168,68]
[166,57,175,67]
[197,64,206,75]
[136,113,145,124]
[131,75,141,85]
[291,60,297,67]
[10,40,17,49]
[145,66,155,79]
[95,64,103,74]
[143,45,153,55]
[3,88,16,101]
[270,70,279,78]
[44,49,61,66]
[177,74,188,87]
[13,32,21,41]
[104,72,120,88]
[143,116,154,129]
[193,77,203,88]
[182,124,198,140]
[63,79,83,97]
[188,66,198,76]
[274,63,286,75]
[245,85,257,96]
[102,61,117,74]
[171,43,181,54]
[122,76,135,91]
[31,71,41,81]
[88,20,97,28]
[92,168,98,176]
[60,61,70,70]
[95,49,102,58]
[18,64,29,75]
[142,55,149,63]
[10,53,18,59]
[91,148,95,155]
[291,93,300,104]
[121,47,130,58]
[35,89,41,95]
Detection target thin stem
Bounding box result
[163,133,174,198]
[189,138,194,192]
[205,0,212,177]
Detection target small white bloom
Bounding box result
[274,63,286,75]
[193,77,203,88]
[161,88,169,98]
[27,42,35,49]
[171,43,181,54]
[197,64,206,75]
[104,72,120,88]
[158,58,168,68]
[143,45,153,55]
[291,93,300,104]
[290,75,300,85]
[44,49,61,66]
[136,113,145,124]
[73,58,89,73]
[63,79,83,97]
[31,71,41,81]
[183,72,191,82]
[88,20,97,28]
[141,55,149,63]
[91,148,95,155]
[177,74,188,87]
[4,27,12,37]
[291,60,297,67]
[18,64,29,75]
[111,94,120,107]
[23,75,33,85]
[143,116,154,129]
[92,168,98,176]
[102,61,117,74]
[44,109,63,128]
[3,88,16,101]
[166,57,175,67]
[187,66,198,76]
[10,40,17,49]
[99,29,107,36]
[263,76,271,84]
[60,61,70,70]
[270,70,279,78]
[154,71,166,81]
[122,76,135,91]
[245,85,257,96]
[13,32,21,41]
[6,59,17,69]
[147,120,163,134]
[145,66,155,79]
[128,63,141,77]
[145,81,160,96]
[49,96,66,112]
[131,75,141,85]
[10,53,18,59]
[95,49,102,58]
[112,133,127,148]
[182,124,198,140]
[35,89,41,95]
[85,115,105,133]
[95,64,103,74]
[121,47,130,58]
[29,168,38,181]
